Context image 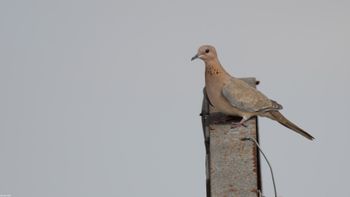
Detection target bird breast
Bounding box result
[205,74,243,116]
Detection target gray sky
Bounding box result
[1,0,349,196]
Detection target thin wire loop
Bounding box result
[241,137,277,197]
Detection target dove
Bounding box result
[191,45,314,140]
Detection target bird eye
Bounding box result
[205,49,210,53]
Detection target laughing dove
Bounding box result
[192,45,314,140]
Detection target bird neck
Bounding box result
[205,59,227,77]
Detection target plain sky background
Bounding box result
[1,0,349,197]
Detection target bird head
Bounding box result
[191,45,217,62]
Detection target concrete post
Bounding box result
[201,78,262,197]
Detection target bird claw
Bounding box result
[230,122,247,129]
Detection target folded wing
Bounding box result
[222,78,282,113]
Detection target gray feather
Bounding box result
[222,78,282,113]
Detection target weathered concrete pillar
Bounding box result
[201,78,262,197]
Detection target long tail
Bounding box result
[267,111,315,140]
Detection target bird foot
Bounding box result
[230,122,247,129]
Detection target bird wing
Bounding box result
[222,78,282,113]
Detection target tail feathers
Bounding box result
[268,111,315,140]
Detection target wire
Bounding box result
[241,137,277,197]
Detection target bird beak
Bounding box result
[191,54,199,61]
